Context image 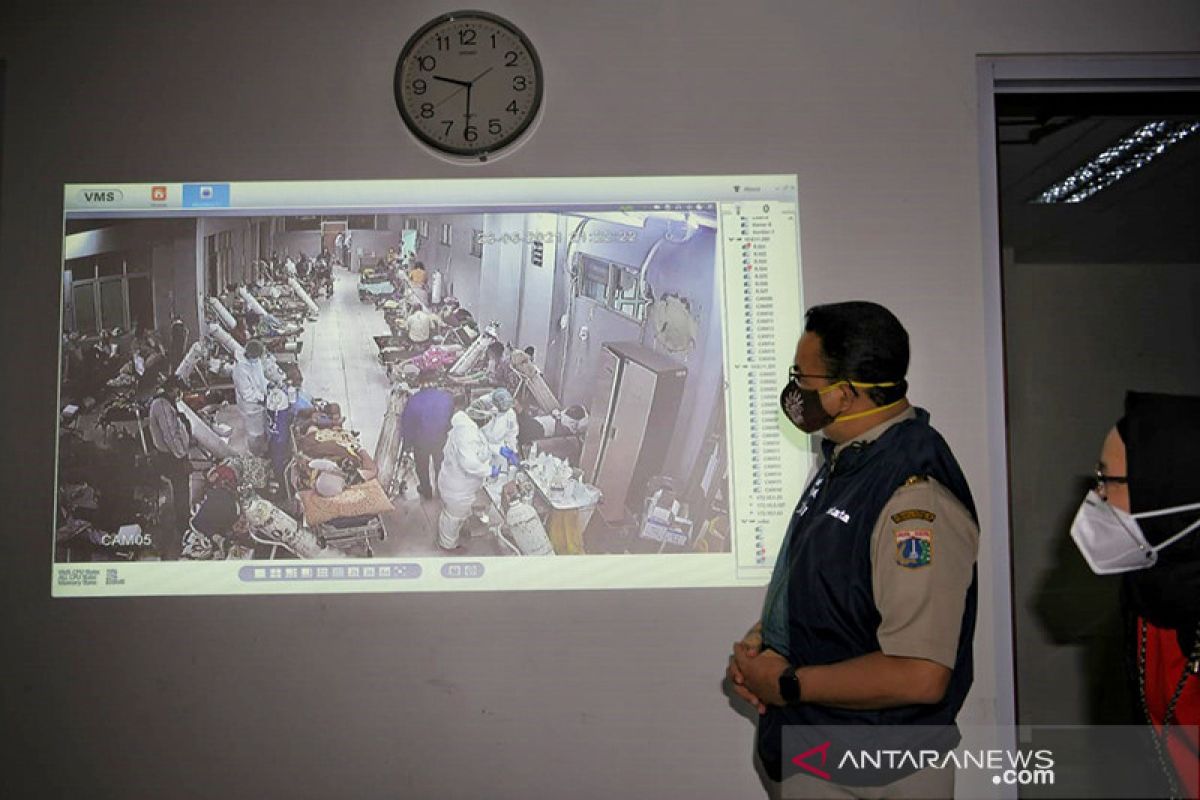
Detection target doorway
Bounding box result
[979,55,1200,730]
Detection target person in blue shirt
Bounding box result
[400,370,454,500]
[727,301,979,798]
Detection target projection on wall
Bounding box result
[53,176,807,596]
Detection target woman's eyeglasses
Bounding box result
[1094,464,1128,497]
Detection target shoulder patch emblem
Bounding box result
[895,529,933,568]
[891,508,936,524]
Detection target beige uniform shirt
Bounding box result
[831,407,980,669]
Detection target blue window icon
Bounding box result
[183,183,230,207]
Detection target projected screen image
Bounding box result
[53,176,808,596]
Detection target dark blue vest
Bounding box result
[756,408,978,785]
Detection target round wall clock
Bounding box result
[394,10,543,162]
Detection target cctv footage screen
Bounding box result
[53,176,809,596]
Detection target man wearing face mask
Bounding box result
[727,301,979,798]
[1070,392,1200,797]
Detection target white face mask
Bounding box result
[1070,490,1200,575]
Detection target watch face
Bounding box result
[779,671,800,704]
[394,11,543,160]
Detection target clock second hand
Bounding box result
[433,67,494,123]
[432,75,470,111]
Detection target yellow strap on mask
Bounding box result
[816,379,899,396]
[817,380,905,423]
[834,399,906,423]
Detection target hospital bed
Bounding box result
[286,429,394,557]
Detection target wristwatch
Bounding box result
[778,667,802,706]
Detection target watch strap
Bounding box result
[778,667,802,705]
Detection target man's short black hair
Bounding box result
[804,301,909,406]
[161,375,186,394]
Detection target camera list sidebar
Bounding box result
[720,201,812,578]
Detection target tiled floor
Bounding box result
[296,270,392,449]
[297,271,503,559]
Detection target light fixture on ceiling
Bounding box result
[1030,120,1200,204]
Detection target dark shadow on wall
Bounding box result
[1026,479,1173,799]
[1030,476,1138,724]
[1,59,6,242]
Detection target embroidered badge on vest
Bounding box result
[891,508,936,524]
[895,529,933,568]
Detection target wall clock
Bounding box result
[394,10,543,162]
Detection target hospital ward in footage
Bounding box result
[56,207,732,565]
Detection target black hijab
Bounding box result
[1119,391,1200,656]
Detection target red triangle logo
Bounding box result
[791,740,832,781]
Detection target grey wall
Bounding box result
[4,2,1200,798]
[474,212,523,323]
[1005,257,1200,724]
[511,212,558,357]
[63,219,198,334]
[198,215,260,299]
[348,229,401,271]
[419,212,484,281]
[152,234,200,334]
[272,230,323,261]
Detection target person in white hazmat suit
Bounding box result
[480,388,521,467]
[436,396,496,552]
[232,339,270,455]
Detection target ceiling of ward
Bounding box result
[996,91,1200,265]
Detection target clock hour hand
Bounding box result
[432,75,471,89]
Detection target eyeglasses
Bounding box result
[788,366,858,396]
[788,366,836,386]
[1094,464,1129,497]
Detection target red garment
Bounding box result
[1140,617,1200,798]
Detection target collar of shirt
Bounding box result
[829,405,917,458]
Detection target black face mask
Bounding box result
[780,382,837,433]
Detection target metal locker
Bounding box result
[581,341,688,523]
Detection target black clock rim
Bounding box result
[393,9,544,159]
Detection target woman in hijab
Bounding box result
[1073,391,1200,795]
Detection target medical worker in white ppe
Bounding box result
[232,339,270,455]
[436,394,496,552]
[480,388,521,468]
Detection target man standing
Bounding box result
[148,375,193,561]
[727,301,979,798]
[400,371,454,500]
[232,339,270,456]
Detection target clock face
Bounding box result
[394,11,543,160]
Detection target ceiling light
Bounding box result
[1030,120,1200,204]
